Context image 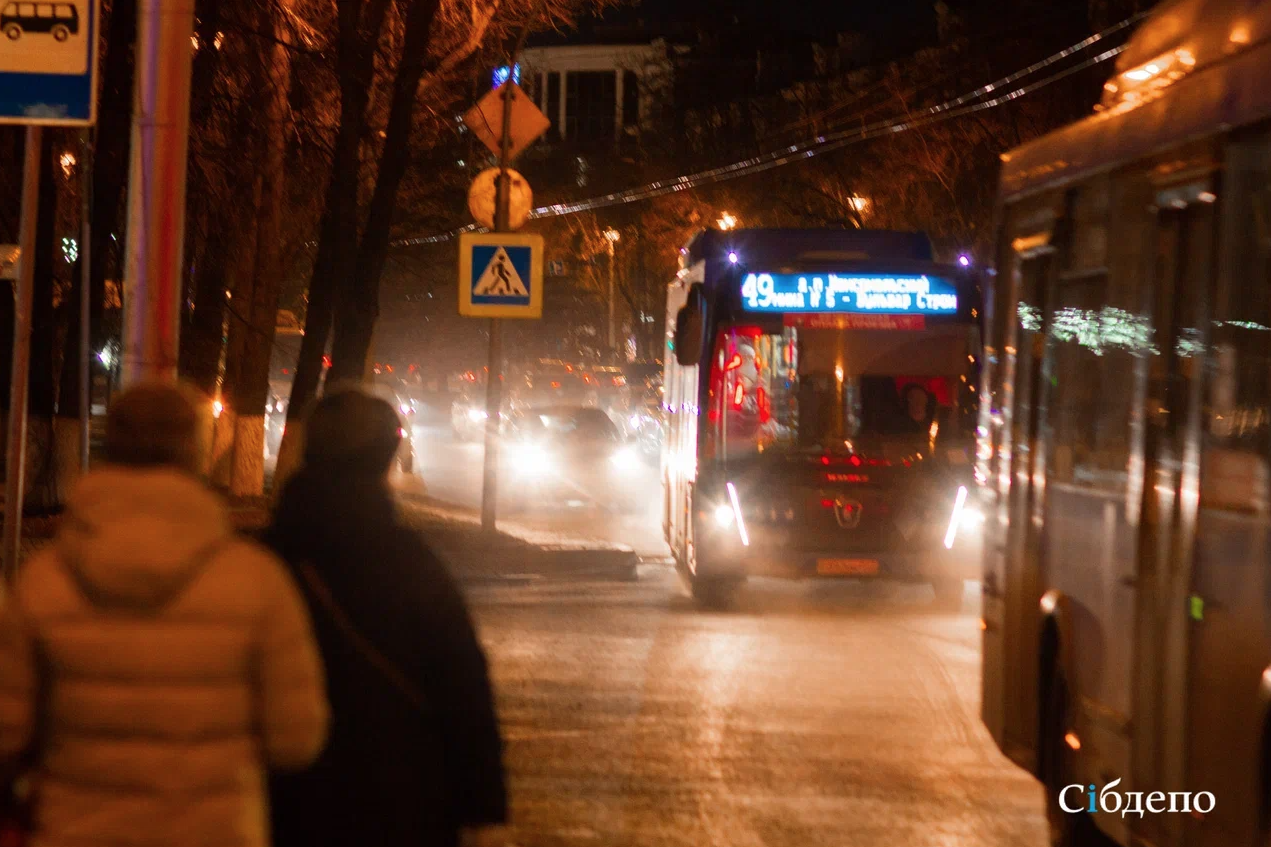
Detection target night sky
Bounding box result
[560,0,940,47]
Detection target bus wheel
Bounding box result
[692,576,744,610]
[52,24,70,41]
[4,24,20,40]
[1042,675,1115,847]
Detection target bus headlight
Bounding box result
[943,486,968,549]
[960,506,985,531]
[610,446,640,473]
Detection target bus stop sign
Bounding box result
[0,0,100,125]
[458,232,544,319]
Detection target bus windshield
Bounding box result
[706,324,977,458]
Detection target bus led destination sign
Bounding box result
[740,272,959,315]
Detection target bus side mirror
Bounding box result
[674,304,703,367]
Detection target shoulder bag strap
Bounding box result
[295,562,428,713]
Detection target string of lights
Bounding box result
[395,13,1146,248]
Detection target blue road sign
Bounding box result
[0,0,99,125]
[458,232,543,319]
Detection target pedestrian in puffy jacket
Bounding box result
[264,387,508,847]
[0,381,330,847]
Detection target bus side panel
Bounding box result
[1182,133,1271,847]
[662,274,699,567]
[980,215,1013,757]
[982,195,1062,770]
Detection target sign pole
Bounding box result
[480,74,517,533]
[3,127,42,579]
[79,129,93,472]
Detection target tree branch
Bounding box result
[416,0,500,94]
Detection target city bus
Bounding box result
[977,1,1271,845]
[662,228,981,607]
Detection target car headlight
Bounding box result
[467,408,487,423]
[610,446,640,472]
[518,444,552,477]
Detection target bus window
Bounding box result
[705,324,974,460]
[1047,177,1143,492]
[1203,135,1271,510]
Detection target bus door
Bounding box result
[982,228,1056,768]
[1137,174,1214,847]
[1041,176,1144,843]
[1005,240,1054,765]
[1180,138,1271,847]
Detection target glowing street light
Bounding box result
[717,212,738,231]
[603,227,620,243]
[958,254,971,267]
[59,152,76,177]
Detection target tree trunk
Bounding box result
[179,217,229,398]
[275,0,391,487]
[54,246,86,496]
[230,10,291,499]
[210,196,260,490]
[177,0,230,399]
[328,0,443,386]
[89,0,137,400]
[26,130,60,514]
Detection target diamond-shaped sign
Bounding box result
[463,82,550,161]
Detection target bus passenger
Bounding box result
[901,383,936,432]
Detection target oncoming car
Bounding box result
[502,406,646,512]
[369,381,418,474]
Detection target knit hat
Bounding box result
[105,381,207,474]
[303,385,402,474]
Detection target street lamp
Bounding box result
[717,212,738,231]
[604,228,620,355]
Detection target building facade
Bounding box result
[519,40,678,146]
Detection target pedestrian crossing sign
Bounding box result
[458,232,544,318]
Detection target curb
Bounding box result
[436,546,639,583]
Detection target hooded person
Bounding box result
[0,381,329,847]
[264,387,507,847]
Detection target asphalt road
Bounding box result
[468,570,1049,847]
[411,424,669,557]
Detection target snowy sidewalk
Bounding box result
[396,495,638,582]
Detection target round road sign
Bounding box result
[467,167,533,230]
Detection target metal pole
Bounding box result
[607,241,616,356]
[479,71,518,532]
[79,130,93,472]
[120,0,196,387]
[3,127,42,579]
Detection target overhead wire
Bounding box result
[395,11,1148,247]
[765,1,1093,144]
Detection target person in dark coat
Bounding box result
[264,388,508,847]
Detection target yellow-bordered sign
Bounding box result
[458,232,544,319]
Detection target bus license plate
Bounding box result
[817,558,879,576]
